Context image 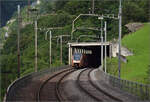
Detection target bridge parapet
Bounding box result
[4,65,69,102]
[107,74,150,101]
[98,67,150,101]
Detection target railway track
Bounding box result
[36,68,76,102]
[77,68,123,102]
[5,66,138,102]
[5,65,70,102]
[55,69,77,101]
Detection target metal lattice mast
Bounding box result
[118,0,122,78]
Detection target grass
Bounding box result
[108,23,150,84]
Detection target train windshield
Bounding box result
[74,53,82,61]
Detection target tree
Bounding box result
[123,1,147,24]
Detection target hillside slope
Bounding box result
[107,23,150,84]
[121,23,150,83]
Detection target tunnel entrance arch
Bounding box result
[68,42,112,68]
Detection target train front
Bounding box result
[72,53,82,68]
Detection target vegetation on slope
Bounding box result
[107,23,150,84]
[121,23,150,83]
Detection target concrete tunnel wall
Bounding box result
[69,45,111,68]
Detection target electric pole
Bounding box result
[92,0,95,14]
[98,16,104,68]
[28,8,38,72]
[43,27,65,68]
[35,13,38,72]
[49,31,52,68]
[17,5,21,78]
[60,36,62,65]
[101,19,103,68]
[118,0,122,78]
[104,21,107,73]
[57,35,70,65]
[45,30,52,68]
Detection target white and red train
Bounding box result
[72,53,99,68]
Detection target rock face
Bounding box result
[125,23,144,33]
[112,43,133,57]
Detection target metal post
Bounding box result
[101,19,103,68]
[56,35,70,65]
[49,31,52,68]
[68,44,71,65]
[60,36,62,64]
[71,23,74,41]
[35,16,38,72]
[118,0,122,78]
[104,21,107,73]
[17,5,21,78]
[92,0,95,14]
[45,30,49,40]
[71,47,72,65]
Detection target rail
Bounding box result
[55,69,76,101]
[106,73,150,100]
[5,65,69,102]
[37,68,74,101]
[77,68,103,101]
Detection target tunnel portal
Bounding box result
[68,42,112,68]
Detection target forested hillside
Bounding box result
[0,0,30,26]
[0,0,149,101]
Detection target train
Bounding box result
[72,53,82,68]
[72,53,100,68]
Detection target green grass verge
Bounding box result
[107,23,150,84]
